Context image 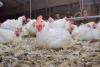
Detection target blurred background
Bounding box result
[0,0,100,22]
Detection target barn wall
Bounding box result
[32,0,79,9]
[0,0,79,17]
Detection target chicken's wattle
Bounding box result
[36,24,43,32]
[69,23,74,33]
[15,28,20,37]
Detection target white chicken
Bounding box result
[0,19,17,31]
[0,28,22,44]
[86,21,100,40]
[72,24,94,41]
[48,16,55,23]
[22,19,37,36]
[35,16,73,48]
[86,21,96,29]
[49,17,68,29]
[90,22,100,40]
[0,16,26,31]
[49,17,76,34]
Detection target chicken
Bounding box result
[49,17,77,34]
[48,16,54,23]
[86,21,100,40]
[35,16,73,48]
[49,18,68,29]
[0,19,17,31]
[86,21,96,29]
[0,28,22,44]
[72,24,94,41]
[22,19,37,36]
[0,16,26,31]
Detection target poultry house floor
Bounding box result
[0,37,100,67]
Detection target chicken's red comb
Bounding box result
[37,15,43,23]
[47,16,51,19]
